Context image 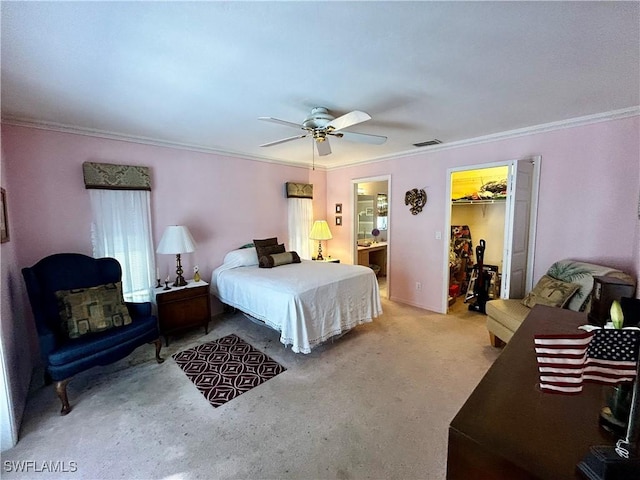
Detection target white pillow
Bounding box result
[223,247,259,267]
[210,247,259,296]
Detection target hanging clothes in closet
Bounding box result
[450,225,474,297]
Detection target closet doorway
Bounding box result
[444,157,540,313]
[352,175,391,299]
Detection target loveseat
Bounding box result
[486,259,636,347]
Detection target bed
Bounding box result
[211,246,382,354]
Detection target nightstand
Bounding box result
[154,280,211,346]
[314,258,340,263]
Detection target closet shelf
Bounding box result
[452,198,506,205]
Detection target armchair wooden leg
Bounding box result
[153,338,164,363]
[54,378,72,416]
[489,333,506,348]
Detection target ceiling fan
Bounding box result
[259,107,387,156]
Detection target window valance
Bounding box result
[83,162,151,191]
[285,182,313,199]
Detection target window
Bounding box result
[288,197,314,259]
[89,189,155,302]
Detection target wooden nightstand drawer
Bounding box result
[155,281,211,345]
[157,284,208,303]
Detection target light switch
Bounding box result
[435,231,442,240]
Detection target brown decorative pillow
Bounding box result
[55,281,132,338]
[259,251,301,268]
[253,237,279,259]
[521,275,581,309]
[260,243,285,256]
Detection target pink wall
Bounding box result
[6,116,632,314]
[1,124,327,433]
[3,125,326,284]
[0,146,33,448]
[0,115,638,443]
[328,115,640,311]
[636,166,640,299]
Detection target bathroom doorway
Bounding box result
[352,175,391,299]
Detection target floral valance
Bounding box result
[285,182,313,199]
[83,162,151,191]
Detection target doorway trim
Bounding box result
[442,157,540,313]
[352,174,391,299]
[0,336,17,450]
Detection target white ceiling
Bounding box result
[2,1,638,169]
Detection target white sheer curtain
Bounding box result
[288,198,314,259]
[89,189,155,302]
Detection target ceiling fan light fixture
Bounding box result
[314,131,327,142]
[259,106,385,155]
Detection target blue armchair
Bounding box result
[22,253,163,415]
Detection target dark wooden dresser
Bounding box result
[447,305,617,479]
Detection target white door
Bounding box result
[501,158,538,298]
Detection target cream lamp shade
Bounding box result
[157,226,196,286]
[309,220,332,260]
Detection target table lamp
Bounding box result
[309,220,332,261]
[156,225,196,287]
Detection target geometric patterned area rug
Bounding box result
[172,334,286,408]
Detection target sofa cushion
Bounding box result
[486,260,636,346]
[55,281,132,339]
[486,299,532,333]
[521,275,580,309]
[486,316,518,344]
[546,260,632,312]
[48,315,157,367]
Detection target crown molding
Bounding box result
[0,116,325,171]
[3,106,637,172]
[325,106,640,170]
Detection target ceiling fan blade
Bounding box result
[327,110,371,131]
[316,138,332,156]
[338,131,387,145]
[260,134,308,147]
[258,116,303,130]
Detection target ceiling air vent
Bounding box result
[413,139,442,147]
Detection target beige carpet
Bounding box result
[3,297,500,480]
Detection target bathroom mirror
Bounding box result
[377,193,388,231]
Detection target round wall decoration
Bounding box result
[405,188,427,215]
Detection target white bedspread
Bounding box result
[211,260,382,353]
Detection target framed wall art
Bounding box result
[335,216,342,226]
[335,203,342,214]
[1,188,9,243]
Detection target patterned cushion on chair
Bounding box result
[55,281,132,338]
